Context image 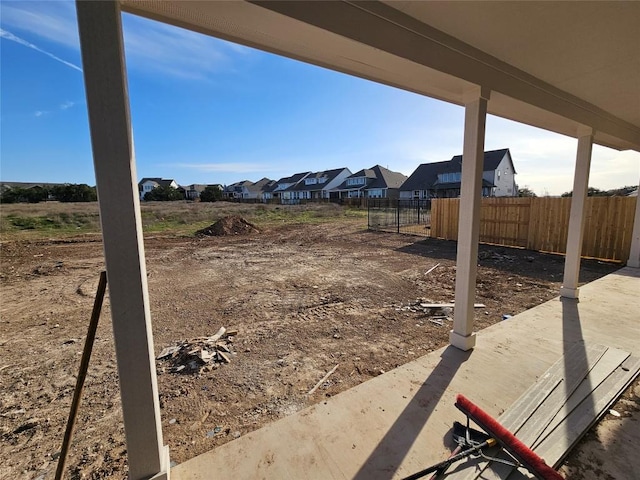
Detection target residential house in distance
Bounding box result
[283,167,352,203]
[138,178,179,200]
[223,180,253,200]
[266,172,311,202]
[246,178,275,200]
[399,148,517,199]
[183,183,223,200]
[224,178,275,200]
[333,165,407,199]
[183,184,207,200]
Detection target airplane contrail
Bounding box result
[0,28,82,72]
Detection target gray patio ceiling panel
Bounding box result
[120,0,640,151]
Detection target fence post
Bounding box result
[397,198,400,234]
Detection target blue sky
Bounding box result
[1,1,638,196]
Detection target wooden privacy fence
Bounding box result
[431,196,637,262]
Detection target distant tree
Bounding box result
[518,186,537,197]
[0,186,49,203]
[199,185,223,202]
[51,184,97,202]
[143,184,183,201]
[561,187,612,198]
[0,187,24,203]
[605,185,637,196]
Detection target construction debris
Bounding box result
[156,328,238,374]
[308,364,339,395]
[391,299,485,315]
[424,263,440,276]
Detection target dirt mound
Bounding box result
[196,215,259,237]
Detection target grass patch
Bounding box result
[2,212,101,236]
[0,201,368,240]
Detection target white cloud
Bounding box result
[34,110,50,117]
[0,2,79,49]
[60,101,75,110]
[0,1,251,80]
[0,28,82,72]
[121,15,241,81]
[483,116,639,196]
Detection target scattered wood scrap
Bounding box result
[308,364,339,395]
[419,303,485,309]
[391,300,485,324]
[156,327,238,374]
[425,263,440,275]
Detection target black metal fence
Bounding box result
[368,199,432,236]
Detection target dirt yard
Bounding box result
[0,204,627,479]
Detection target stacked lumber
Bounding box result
[446,343,640,479]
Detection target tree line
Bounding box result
[1,183,224,203]
[518,185,636,198]
[0,184,97,203]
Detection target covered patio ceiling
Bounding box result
[121,0,640,151]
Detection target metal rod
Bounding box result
[55,271,108,480]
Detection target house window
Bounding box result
[368,189,383,198]
[305,178,317,185]
[497,170,501,181]
[347,177,365,186]
[437,172,461,183]
[318,177,327,184]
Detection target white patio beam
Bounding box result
[450,87,490,351]
[76,2,169,479]
[560,129,594,299]
[627,179,640,268]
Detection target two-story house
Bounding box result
[399,148,517,199]
[332,165,407,199]
[138,178,179,200]
[283,168,352,203]
[265,172,311,202]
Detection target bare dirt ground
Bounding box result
[0,212,627,479]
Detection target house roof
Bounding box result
[367,165,408,190]
[450,148,512,173]
[273,172,311,191]
[334,165,407,191]
[400,149,511,191]
[138,178,176,188]
[286,168,349,191]
[183,184,208,192]
[1,181,69,192]
[246,177,274,194]
[225,180,253,191]
[261,180,279,193]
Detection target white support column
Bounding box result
[560,130,594,299]
[627,179,640,268]
[450,87,490,351]
[76,2,169,480]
